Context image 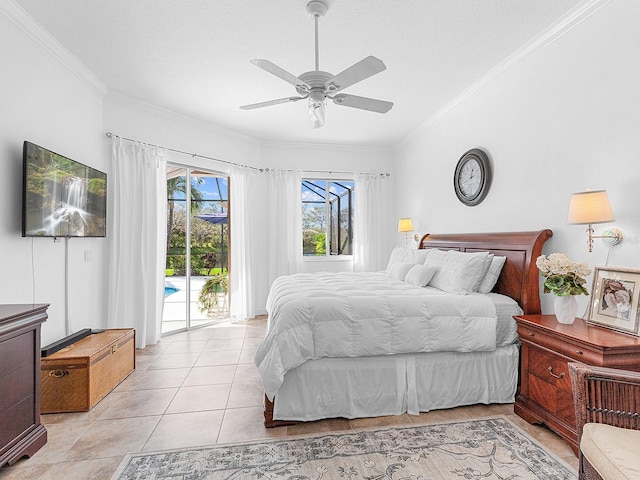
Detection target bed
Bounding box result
[255,230,553,426]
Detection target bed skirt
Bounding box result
[272,345,519,422]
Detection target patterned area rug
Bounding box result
[112,416,576,479]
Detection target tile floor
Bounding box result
[1,317,578,479]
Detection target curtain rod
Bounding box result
[106,132,262,171]
[105,132,390,177]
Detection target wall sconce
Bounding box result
[398,218,414,245]
[567,189,623,252]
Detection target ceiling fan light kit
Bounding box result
[240,0,393,128]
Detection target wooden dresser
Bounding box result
[514,314,640,454]
[0,304,48,467]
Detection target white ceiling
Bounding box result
[15,0,583,147]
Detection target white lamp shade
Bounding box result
[398,218,414,232]
[567,190,615,225]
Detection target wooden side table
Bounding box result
[514,314,640,455]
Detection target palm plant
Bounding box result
[198,273,229,315]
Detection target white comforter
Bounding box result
[255,272,499,400]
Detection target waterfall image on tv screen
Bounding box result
[22,141,107,237]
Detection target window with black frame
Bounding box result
[301,179,354,256]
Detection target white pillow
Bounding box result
[404,265,438,287]
[474,253,494,292]
[386,246,430,272]
[424,250,491,294]
[387,262,415,281]
[478,255,507,294]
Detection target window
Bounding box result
[302,179,354,256]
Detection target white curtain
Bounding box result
[108,137,167,349]
[267,169,302,284]
[353,172,390,272]
[229,165,259,323]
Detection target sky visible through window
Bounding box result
[170,176,228,203]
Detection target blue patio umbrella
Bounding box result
[195,212,227,225]
[195,211,228,271]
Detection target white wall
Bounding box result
[393,0,640,315]
[0,5,108,345]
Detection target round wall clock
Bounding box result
[453,148,492,206]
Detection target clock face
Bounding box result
[453,149,492,206]
[457,158,482,197]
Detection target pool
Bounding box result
[164,282,180,297]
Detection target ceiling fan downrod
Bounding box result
[306,0,328,72]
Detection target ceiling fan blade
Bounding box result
[331,94,393,114]
[250,59,309,89]
[325,56,387,93]
[240,96,306,110]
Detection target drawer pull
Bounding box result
[547,366,565,379]
[111,345,118,355]
[49,369,69,378]
[528,332,535,337]
[576,350,583,355]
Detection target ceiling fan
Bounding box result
[240,0,393,128]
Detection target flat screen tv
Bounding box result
[22,141,107,238]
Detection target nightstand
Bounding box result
[514,314,640,455]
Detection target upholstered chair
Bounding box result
[568,362,640,480]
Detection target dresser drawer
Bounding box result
[0,332,33,378]
[0,396,35,449]
[527,346,572,392]
[0,363,33,413]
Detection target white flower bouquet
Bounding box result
[536,253,591,296]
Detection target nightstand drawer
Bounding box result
[517,324,597,364]
[528,347,572,392]
[528,375,575,426]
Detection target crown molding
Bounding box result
[1,0,108,97]
[398,0,612,147]
[105,90,261,148]
[260,139,392,154]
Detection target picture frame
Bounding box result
[587,266,640,336]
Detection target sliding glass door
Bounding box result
[163,166,229,334]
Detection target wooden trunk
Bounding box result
[41,329,135,413]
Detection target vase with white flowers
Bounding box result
[536,253,592,324]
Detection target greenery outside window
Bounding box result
[302,179,354,256]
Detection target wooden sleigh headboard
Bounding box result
[418,230,553,315]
